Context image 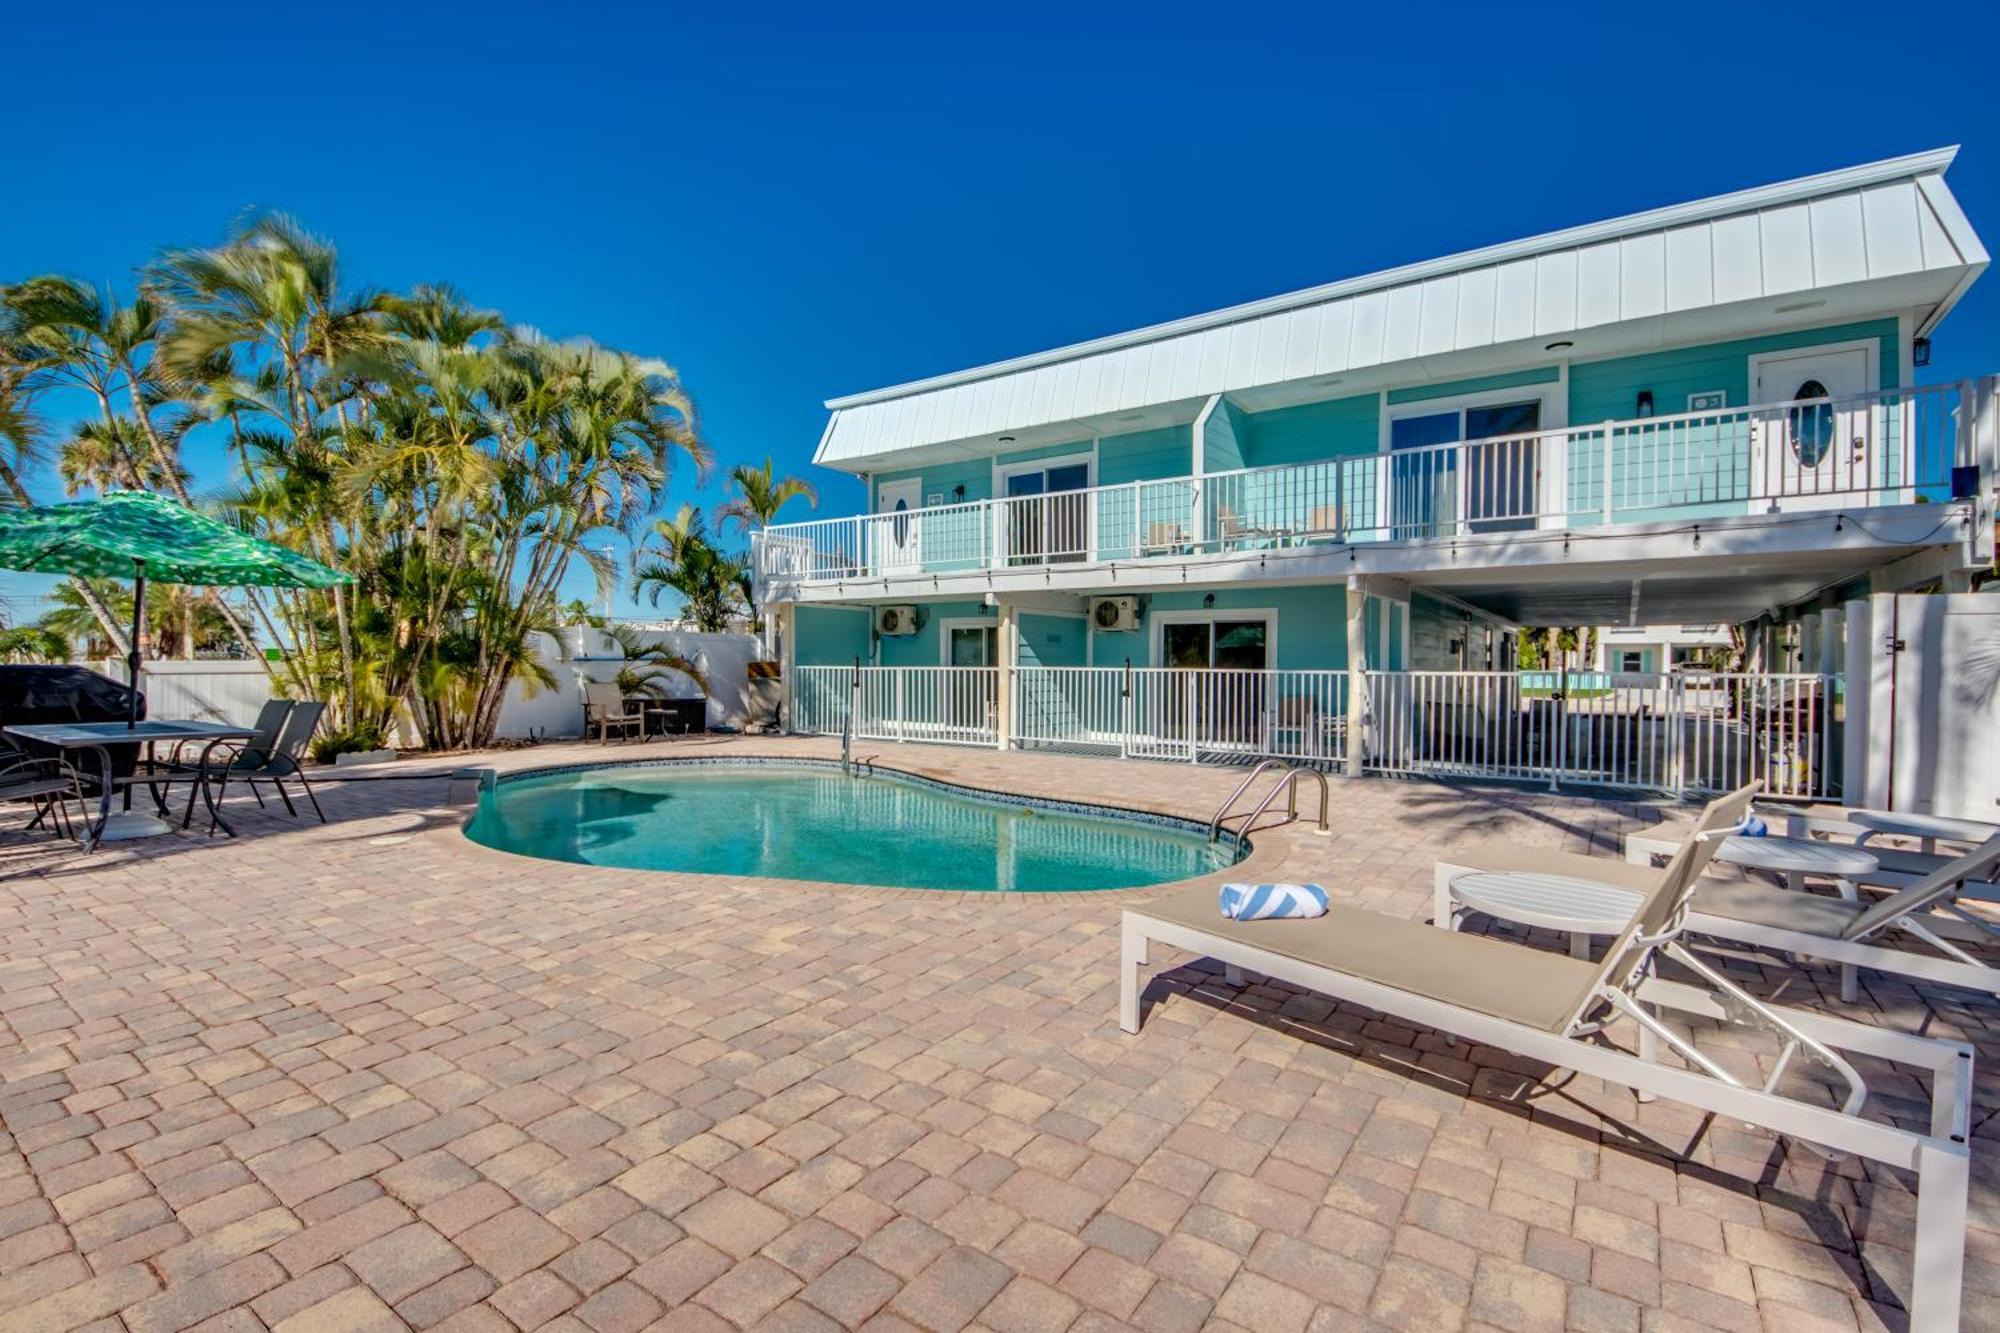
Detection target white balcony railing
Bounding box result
[786,664,1836,798]
[758,379,1986,585]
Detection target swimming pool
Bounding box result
[465,760,1236,891]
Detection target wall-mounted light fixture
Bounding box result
[1914,337,1932,368]
[1202,593,1215,609]
[952,484,965,502]
[1636,390,1655,418]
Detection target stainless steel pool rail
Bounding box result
[1208,759,1330,855]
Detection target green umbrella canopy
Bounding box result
[0,490,352,588]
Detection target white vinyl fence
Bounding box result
[787,664,1838,798]
[77,659,276,728]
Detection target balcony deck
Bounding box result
[759,381,1992,597]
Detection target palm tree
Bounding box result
[602,624,709,701]
[630,507,748,633]
[0,338,131,654]
[151,215,389,713]
[0,622,68,663]
[717,456,816,534]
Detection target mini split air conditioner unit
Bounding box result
[1091,597,1141,632]
[876,605,920,636]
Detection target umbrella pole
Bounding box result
[128,563,144,729]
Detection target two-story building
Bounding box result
[757,148,1996,798]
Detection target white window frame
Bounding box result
[937,616,1000,667]
[991,450,1095,496]
[1149,608,1279,670]
[1377,373,1569,532]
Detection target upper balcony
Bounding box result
[758,379,1995,595]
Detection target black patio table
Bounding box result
[3,719,263,851]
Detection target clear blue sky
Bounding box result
[6,1,1998,621]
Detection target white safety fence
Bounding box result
[790,666,998,746]
[787,664,1837,798]
[1011,666,1349,765]
[1365,670,1835,798]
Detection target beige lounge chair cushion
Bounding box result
[1131,884,1601,1032]
[1686,880,1861,938]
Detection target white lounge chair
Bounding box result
[1441,832,2000,1005]
[1121,786,1974,1333]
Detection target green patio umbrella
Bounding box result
[0,490,353,727]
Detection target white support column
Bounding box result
[777,602,798,734]
[1345,575,1368,778]
[995,603,1017,750]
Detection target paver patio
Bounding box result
[0,734,1994,1332]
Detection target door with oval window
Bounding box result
[873,478,923,574]
[1750,345,1875,511]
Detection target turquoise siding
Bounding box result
[1098,425,1192,485]
[1568,319,1899,425]
[1202,402,1246,473]
[1236,392,1377,469]
[1018,613,1088,667]
[1085,586,1348,671]
[872,458,990,508]
[794,606,870,666]
[1388,365,1561,405]
[1566,318,1901,522]
[875,600,985,667]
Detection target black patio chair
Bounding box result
[0,746,88,842]
[208,700,328,825]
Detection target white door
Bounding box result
[874,479,922,573]
[1751,345,1875,511]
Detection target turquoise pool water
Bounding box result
[466,762,1234,891]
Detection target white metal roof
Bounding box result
[816,148,1988,472]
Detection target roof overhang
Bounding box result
[816,148,1988,475]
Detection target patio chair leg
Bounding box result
[1910,1138,1969,1332]
[270,777,298,817]
[1120,919,1148,1034]
[294,770,327,824]
[1839,964,1858,1005]
[248,777,266,808]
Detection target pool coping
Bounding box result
[439,752,1300,902]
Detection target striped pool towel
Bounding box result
[1218,882,1329,921]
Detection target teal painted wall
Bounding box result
[1388,365,1561,406]
[1098,425,1193,486]
[1018,613,1088,667]
[1567,318,1901,521]
[1084,585,1349,670]
[1236,392,1378,469]
[875,600,987,667]
[1568,318,1899,425]
[872,458,991,508]
[1202,402,1246,473]
[794,606,871,666]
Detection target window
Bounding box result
[1159,619,1269,670]
[946,624,998,666]
[1787,378,1835,467]
[1388,397,1543,536]
[1619,651,1645,674]
[1001,459,1091,564]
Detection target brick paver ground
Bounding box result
[0,734,1994,1331]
